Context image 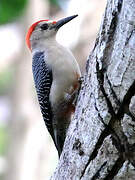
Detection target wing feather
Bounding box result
[32,52,56,145]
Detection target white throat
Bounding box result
[31,36,57,53]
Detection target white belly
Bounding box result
[46,43,81,105]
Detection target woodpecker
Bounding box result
[26,15,81,157]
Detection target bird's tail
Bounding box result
[52,100,75,157]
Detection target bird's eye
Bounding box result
[40,23,49,30]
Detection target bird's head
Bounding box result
[26,15,78,51]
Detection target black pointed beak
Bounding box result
[52,15,78,30]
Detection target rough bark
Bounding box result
[51,0,135,179]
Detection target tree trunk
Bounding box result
[51,0,135,179]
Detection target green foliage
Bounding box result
[0,126,8,155]
[0,0,27,24]
[0,67,14,95]
[49,0,59,6]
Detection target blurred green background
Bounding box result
[0,0,106,179]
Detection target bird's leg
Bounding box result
[78,76,84,85]
[72,76,83,107]
[64,76,83,111]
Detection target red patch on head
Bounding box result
[52,21,57,24]
[26,20,48,50]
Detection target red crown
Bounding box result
[26,20,48,50]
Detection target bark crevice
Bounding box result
[104,156,124,180]
[91,161,107,180]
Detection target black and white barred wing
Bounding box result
[32,52,55,142]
